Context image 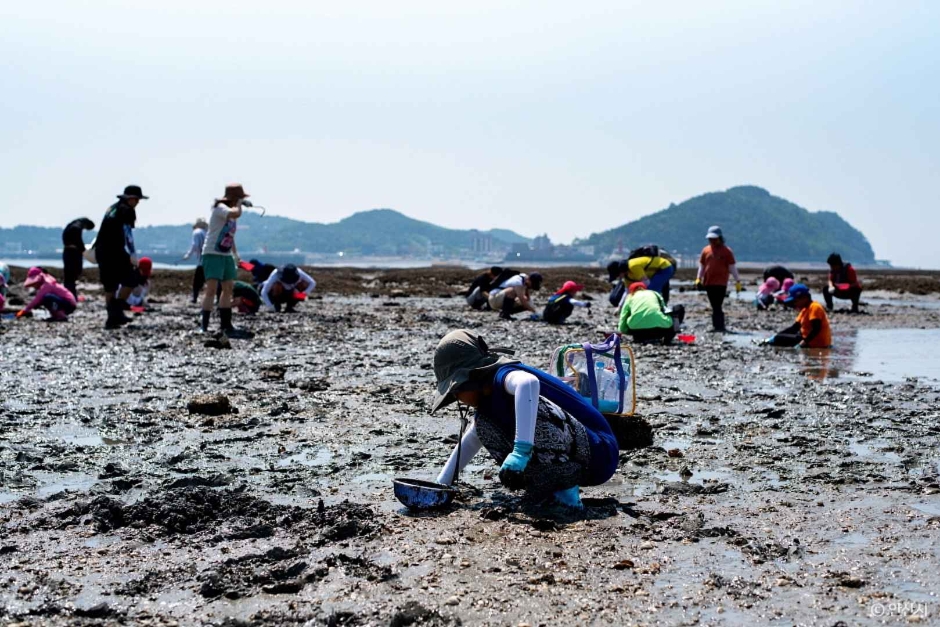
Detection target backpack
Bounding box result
[542,294,574,324]
[629,244,676,266]
[608,280,625,307]
[550,333,636,417]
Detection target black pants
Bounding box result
[631,327,676,344]
[192,265,206,303]
[704,286,727,331]
[661,280,671,306]
[768,332,802,347]
[630,305,684,344]
[823,285,861,312]
[62,247,83,299]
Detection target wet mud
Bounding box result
[2,274,940,625]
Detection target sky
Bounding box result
[1,1,938,267]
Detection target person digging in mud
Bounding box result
[487,272,543,320]
[200,184,250,337]
[764,283,832,348]
[120,257,152,308]
[231,280,261,314]
[824,253,863,313]
[695,225,742,332]
[182,218,208,304]
[464,266,519,311]
[95,184,147,329]
[260,264,316,313]
[542,280,591,324]
[606,245,676,306]
[618,282,684,344]
[430,330,619,510]
[15,267,77,321]
[61,217,95,299]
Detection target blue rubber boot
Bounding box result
[553,485,584,510]
[498,441,533,490]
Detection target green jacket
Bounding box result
[619,290,672,332]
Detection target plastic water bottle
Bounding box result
[595,362,620,413]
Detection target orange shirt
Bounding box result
[699,243,737,286]
[797,301,832,348]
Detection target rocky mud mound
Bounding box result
[39,486,379,543]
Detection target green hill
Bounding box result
[0,209,530,257]
[575,186,875,263]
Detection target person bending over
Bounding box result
[487,272,543,321]
[542,281,591,324]
[260,264,316,313]
[824,253,862,313]
[766,283,832,348]
[16,267,77,322]
[465,266,504,310]
[430,330,619,510]
[618,283,685,344]
[61,217,95,299]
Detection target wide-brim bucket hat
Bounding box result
[430,330,518,413]
[117,185,149,200]
[219,183,250,201]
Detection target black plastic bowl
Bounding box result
[393,478,456,510]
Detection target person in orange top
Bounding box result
[765,283,832,348]
[695,226,742,332]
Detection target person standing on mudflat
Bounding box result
[61,217,95,299]
[200,184,248,337]
[695,225,741,332]
[183,218,208,304]
[96,185,147,329]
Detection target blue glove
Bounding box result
[553,485,584,509]
[528,313,541,321]
[498,441,533,490]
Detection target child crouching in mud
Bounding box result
[430,330,619,509]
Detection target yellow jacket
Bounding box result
[625,256,673,281]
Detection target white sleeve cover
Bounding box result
[260,272,278,308]
[297,269,317,294]
[436,423,483,486]
[503,370,539,444]
[570,299,589,308]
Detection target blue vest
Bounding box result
[485,364,619,487]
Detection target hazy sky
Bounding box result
[1,1,937,266]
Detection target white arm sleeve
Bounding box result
[436,423,483,486]
[503,370,539,444]
[570,299,589,308]
[298,269,317,294]
[260,272,278,309]
[730,264,740,282]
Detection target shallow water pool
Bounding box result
[729,328,940,385]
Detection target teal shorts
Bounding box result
[202,254,237,282]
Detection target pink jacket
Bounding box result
[23,278,76,314]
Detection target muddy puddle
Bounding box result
[2,287,940,625]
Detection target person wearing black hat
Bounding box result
[824,253,862,313]
[486,271,543,320]
[260,263,316,312]
[95,185,147,329]
[429,330,619,509]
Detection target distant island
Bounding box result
[576,186,877,265]
[0,187,880,266]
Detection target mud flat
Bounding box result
[2,280,940,625]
